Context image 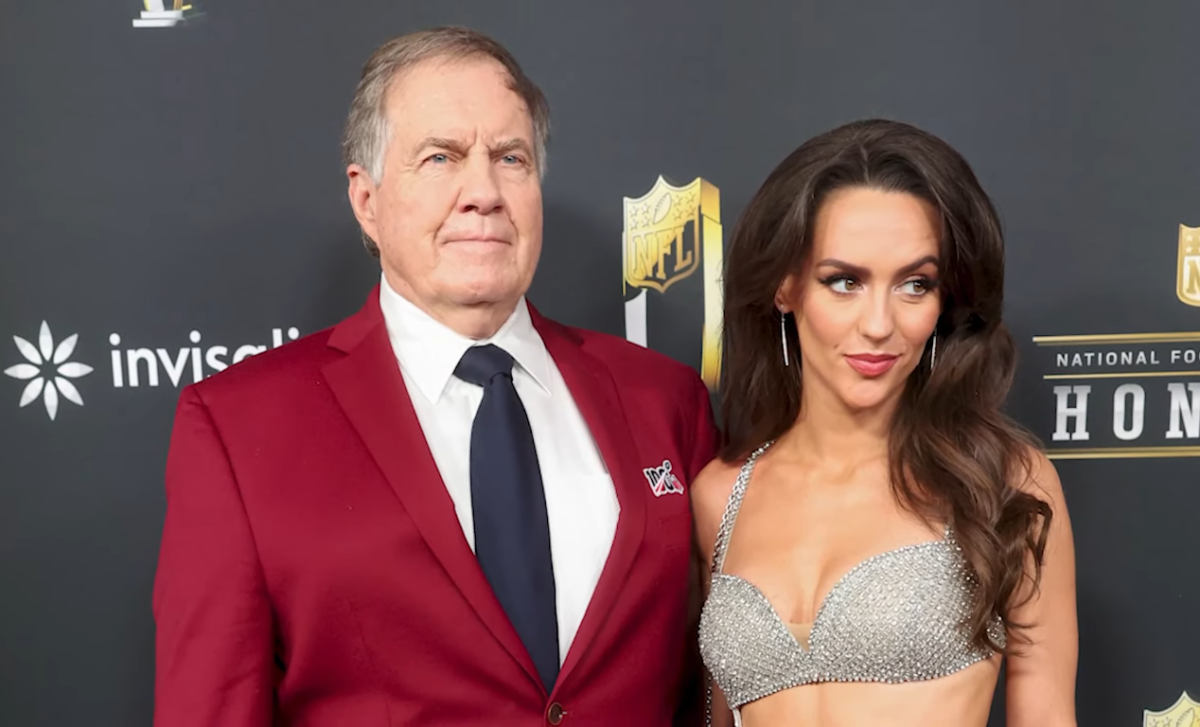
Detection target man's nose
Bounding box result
[457,154,504,215]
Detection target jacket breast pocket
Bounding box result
[654,510,694,554]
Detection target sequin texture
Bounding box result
[698,442,1005,712]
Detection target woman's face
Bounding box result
[777,186,943,414]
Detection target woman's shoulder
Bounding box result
[1010,443,1067,508]
[690,456,742,511]
[689,455,744,564]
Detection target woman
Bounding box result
[693,119,1077,726]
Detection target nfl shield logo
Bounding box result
[623,176,705,294]
[621,175,725,390]
[1178,224,1200,307]
[1144,690,1200,726]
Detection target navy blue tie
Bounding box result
[455,344,559,693]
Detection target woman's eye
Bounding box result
[829,277,859,294]
[899,278,933,295]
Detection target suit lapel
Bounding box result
[532,308,648,687]
[322,288,544,692]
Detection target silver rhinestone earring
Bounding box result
[780,310,790,367]
[930,330,938,371]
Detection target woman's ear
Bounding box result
[775,273,799,313]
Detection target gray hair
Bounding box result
[342,27,551,256]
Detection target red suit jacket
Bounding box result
[152,287,718,726]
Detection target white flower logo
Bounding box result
[4,321,94,421]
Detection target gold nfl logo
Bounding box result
[623,176,709,294]
[1144,691,1200,726]
[1179,224,1200,307]
[621,176,723,389]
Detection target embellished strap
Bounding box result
[711,441,773,574]
[706,443,771,727]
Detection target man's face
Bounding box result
[351,56,543,329]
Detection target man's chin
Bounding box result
[443,282,527,310]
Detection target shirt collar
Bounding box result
[378,273,552,403]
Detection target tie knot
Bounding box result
[455,344,515,387]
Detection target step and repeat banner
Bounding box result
[1,1,1197,725]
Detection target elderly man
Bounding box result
[152,26,716,726]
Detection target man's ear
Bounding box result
[346,164,381,245]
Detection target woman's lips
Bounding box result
[845,354,899,377]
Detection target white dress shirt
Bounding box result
[378,275,620,664]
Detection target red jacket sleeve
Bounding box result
[152,385,274,726]
[686,378,719,483]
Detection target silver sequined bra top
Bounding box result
[698,443,1004,712]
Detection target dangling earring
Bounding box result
[930,330,938,371]
[780,310,790,367]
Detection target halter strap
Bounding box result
[710,441,773,574]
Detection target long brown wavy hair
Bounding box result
[719,119,1051,652]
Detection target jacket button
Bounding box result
[546,702,565,725]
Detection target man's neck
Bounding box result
[382,272,519,340]
[431,304,517,340]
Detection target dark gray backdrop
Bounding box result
[1,1,1197,724]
